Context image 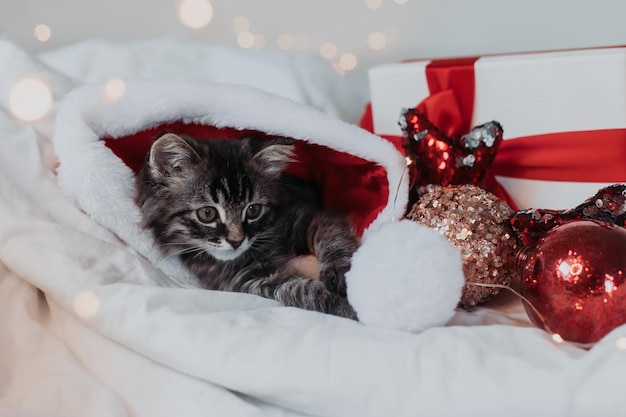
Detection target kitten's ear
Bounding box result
[251,144,295,178]
[148,133,200,179]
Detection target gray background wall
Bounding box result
[1,0,625,90]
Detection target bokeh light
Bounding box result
[320,42,337,59]
[101,78,127,105]
[177,0,213,29]
[8,77,53,122]
[237,31,255,48]
[394,0,408,4]
[73,290,100,320]
[339,53,358,71]
[368,32,387,50]
[34,24,51,42]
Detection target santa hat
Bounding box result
[53,80,464,332]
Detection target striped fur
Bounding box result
[136,134,359,319]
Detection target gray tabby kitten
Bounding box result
[136,133,359,319]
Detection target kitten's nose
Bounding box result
[226,238,244,249]
[226,224,245,249]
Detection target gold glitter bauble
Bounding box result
[406,184,518,307]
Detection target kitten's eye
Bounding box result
[196,206,219,223]
[245,203,264,221]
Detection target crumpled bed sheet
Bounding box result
[1,36,625,417]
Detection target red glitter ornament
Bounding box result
[510,184,626,245]
[399,108,503,201]
[517,220,626,345]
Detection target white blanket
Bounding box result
[1,37,626,417]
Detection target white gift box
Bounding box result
[366,47,626,210]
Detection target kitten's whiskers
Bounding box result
[156,242,205,261]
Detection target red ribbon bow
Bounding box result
[416,57,478,137]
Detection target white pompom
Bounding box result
[346,220,464,333]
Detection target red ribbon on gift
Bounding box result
[492,130,626,182]
[359,57,626,210]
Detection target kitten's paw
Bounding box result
[325,293,358,320]
[319,263,349,297]
[306,279,357,320]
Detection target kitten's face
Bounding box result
[137,133,292,262]
[186,182,266,261]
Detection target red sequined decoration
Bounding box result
[399,108,503,201]
[517,220,626,344]
[509,184,626,245]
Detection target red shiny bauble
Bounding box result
[518,220,626,345]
